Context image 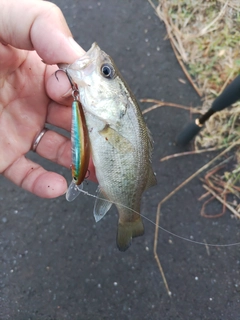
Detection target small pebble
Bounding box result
[2,217,7,223]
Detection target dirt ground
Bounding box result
[1,1,240,319]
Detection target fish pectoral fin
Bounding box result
[145,167,157,190]
[94,188,113,222]
[117,219,144,252]
[99,125,134,153]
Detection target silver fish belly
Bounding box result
[60,42,157,251]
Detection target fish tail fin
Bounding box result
[117,219,144,252]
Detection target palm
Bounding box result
[0,45,73,197]
[1,50,48,162]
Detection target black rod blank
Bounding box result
[176,75,240,146]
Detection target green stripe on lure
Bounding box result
[66,90,90,201]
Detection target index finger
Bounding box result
[0,0,85,64]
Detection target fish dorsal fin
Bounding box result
[94,188,113,222]
[99,125,134,153]
[145,168,157,191]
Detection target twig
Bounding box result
[140,99,193,114]
[202,184,240,219]
[218,70,234,95]
[147,0,157,11]
[153,203,172,297]
[198,191,211,201]
[200,194,227,218]
[218,0,240,12]
[158,140,240,206]
[203,239,210,256]
[160,147,224,162]
[204,155,234,176]
[198,0,229,36]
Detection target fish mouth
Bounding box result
[58,43,99,71]
[57,42,101,87]
[70,42,100,71]
[58,56,91,72]
[57,57,91,88]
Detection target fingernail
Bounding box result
[68,37,85,56]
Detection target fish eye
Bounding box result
[101,63,114,79]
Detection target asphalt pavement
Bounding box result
[1,1,240,319]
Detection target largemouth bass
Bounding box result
[60,42,157,251]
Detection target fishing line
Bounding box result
[79,187,240,248]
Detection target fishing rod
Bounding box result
[176,74,240,146]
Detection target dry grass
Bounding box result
[149,0,240,149]
[148,0,240,195]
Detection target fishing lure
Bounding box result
[66,83,90,201]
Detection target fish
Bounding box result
[59,42,157,251]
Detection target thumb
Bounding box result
[0,0,85,64]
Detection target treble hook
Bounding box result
[55,69,79,100]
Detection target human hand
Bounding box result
[0,0,95,198]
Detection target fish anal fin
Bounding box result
[117,219,144,252]
[99,125,134,153]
